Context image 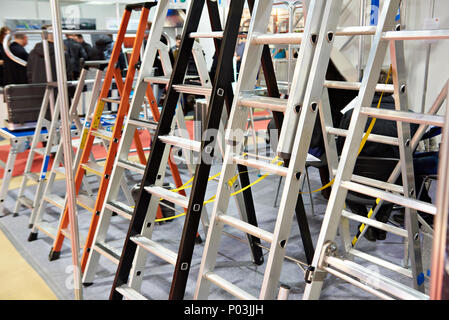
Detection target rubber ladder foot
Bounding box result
[28,232,38,242]
[28,223,33,229]
[83,282,94,288]
[48,249,61,261]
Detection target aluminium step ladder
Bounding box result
[45,2,159,261]
[81,0,212,282]
[194,0,385,300]
[109,0,270,300]
[16,63,105,226]
[27,62,128,243]
[303,0,449,300]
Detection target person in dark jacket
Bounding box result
[75,34,93,60]
[64,33,87,80]
[3,33,29,85]
[0,26,11,86]
[27,26,72,83]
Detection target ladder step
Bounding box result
[18,196,34,209]
[102,97,123,104]
[130,236,178,266]
[36,221,57,239]
[145,186,189,209]
[341,210,408,238]
[324,80,394,93]
[341,181,436,215]
[350,174,404,194]
[202,272,257,300]
[216,214,274,243]
[34,145,59,156]
[91,129,113,141]
[105,201,134,220]
[54,166,66,176]
[127,118,158,130]
[172,84,212,96]
[250,26,377,45]
[360,107,445,127]
[159,135,201,152]
[323,255,429,300]
[115,284,147,300]
[347,247,413,279]
[76,194,96,213]
[93,242,121,264]
[238,95,288,113]
[81,161,105,177]
[117,159,146,175]
[25,172,40,183]
[232,154,287,177]
[326,127,399,146]
[143,75,170,85]
[44,194,65,209]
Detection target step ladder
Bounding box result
[109,0,274,300]
[81,0,213,282]
[194,0,386,300]
[15,63,105,224]
[27,62,125,243]
[44,2,159,261]
[303,0,449,300]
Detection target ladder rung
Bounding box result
[81,161,105,177]
[76,194,96,213]
[159,135,201,152]
[44,194,65,209]
[102,97,122,104]
[93,242,120,264]
[360,107,445,127]
[25,172,40,183]
[91,129,113,141]
[341,210,408,238]
[127,118,158,130]
[251,33,302,45]
[115,284,147,300]
[326,127,399,146]
[324,80,394,93]
[324,255,429,300]
[341,181,436,215]
[117,159,146,175]
[232,155,287,177]
[18,196,33,209]
[105,201,134,220]
[130,236,178,266]
[172,84,212,96]
[34,145,59,156]
[189,31,226,38]
[143,75,170,85]
[383,29,449,41]
[216,214,274,243]
[36,221,57,239]
[348,248,413,279]
[238,95,288,113]
[54,166,66,176]
[203,272,257,300]
[0,160,6,168]
[144,186,189,209]
[350,174,404,194]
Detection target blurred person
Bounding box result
[75,34,93,60]
[3,33,29,85]
[27,25,72,83]
[0,26,11,86]
[64,33,87,79]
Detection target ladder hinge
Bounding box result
[304,266,327,283]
